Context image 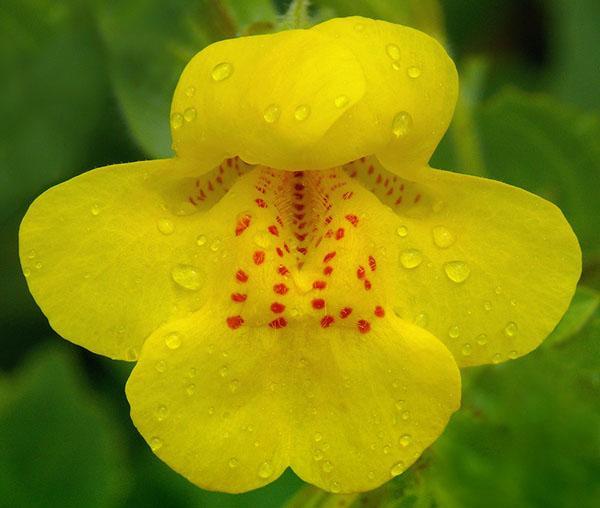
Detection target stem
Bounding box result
[279,0,311,30]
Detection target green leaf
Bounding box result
[95,0,278,159]
[0,345,128,508]
[0,0,111,221]
[477,89,600,262]
[545,286,599,347]
[311,0,445,40]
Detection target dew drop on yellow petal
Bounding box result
[400,249,422,269]
[476,333,488,345]
[392,111,413,138]
[386,43,401,60]
[170,113,184,130]
[164,332,182,350]
[322,460,334,473]
[154,404,168,421]
[461,343,472,356]
[228,458,239,468]
[492,353,502,364]
[415,312,428,327]
[448,325,460,338]
[185,383,195,395]
[508,350,518,359]
[334,95,350,108]
[171,264,203,290]
[263,104,281,124]
[483,300,493,311]
[184,86,195,97]
[432,226,455,248]
[157,218,174,235]
[444,261,471,283]
[196,234,207,246]
[504,321,518,337]
[184,107,197,122]
[211,62,233,81]
[155,360,167,372]
[150,437,163,451]
[257,461,273,479]
[210,239,221,252]
[396,225,408,237]
[390,461,405,477]
[90,203,101,216]
[407,66,422,78]
[400,434,412,447]
[294,104,311,121]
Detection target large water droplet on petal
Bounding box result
[386,43,401,60]
[257,461,273,479]
[392,111,413,138]
[211,62,233,81]
[171,264,203,290]
[444,261,471,283]
[390,461,405,477]
[263,104,281,123]
[157,218,175,235]
[294,104,311,121]
[432,226,455,248]
[400,249,422,269]
[164,332,182,350]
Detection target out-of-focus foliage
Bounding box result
[0,0,598,507]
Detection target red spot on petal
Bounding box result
[253,251,265,265]
[227,315,244,330]
[368,255,377,272]
[340,307,353,319]
[414,194,422,203]
[271,302,286,313]
[320,315,335,328]
[323,266,333,276]
[255,198,267,208]
[323,251,336,263]
[269,317,287,329]
[276,247,284,257]
[312,298,325,309]
[231,293,247,302]
[313,280,327,290]
[357,266,366,279]
[268,225,279,236]
[235,214,252,236]
[335,228,345,240]
[374,306,385,317]
[278,265,290,276]
[345,214,359,227]
[236,270,248,283]
[357,320,371,333]
[364,279,372,290]
[273,283,288,295]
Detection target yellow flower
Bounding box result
[19,16,580,494]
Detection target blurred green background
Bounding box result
[1,0,599,507]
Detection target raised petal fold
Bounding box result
[126,308,460,493]
[19,157,252,360]
[171,16,456,176]
[344,158,581,367]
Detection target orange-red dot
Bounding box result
[323,266,333,276]
[253,251,265,265]
[357,266,366,279]
[227,315,244,330]
[276,247,284,257]
[323,251,337,263]
[340,307,353,319]
[278,265,290,276]
[313,280,327,290]
[345,214,359,226]
[320,315,335,328]
[268,225,279,236]
[231,293,247,302]
[335,228,345,240]
[236,269,249,283]
[271,302,285,313]
[357,320,371,333]
[235,214,252,236]
[374,306,385,317]
[312,298,325,309]
[273,283,288,295]
[368,255,377,271]
[269,317,287,329]
[364,279,372,290]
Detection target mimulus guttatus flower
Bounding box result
[20,16,580,494]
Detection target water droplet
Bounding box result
[383,445,391,455]
[263,104,281,123]
[228,379,240,392]
[401,410,410,421]
[400,249,423,269]
[228,457,239,468]
[400,434,412,447]
[314,432,323,442]
[504,321,518,337]
[90,203,101,216]
[444,261,471,283]
[164,332,182,350]
[313,448,324,461]
[186,383,195,395]
[208,406,215,415]
[150,437,163,451]
[294,104,311,121]
[330,481,341,493]
[211,62,233,81]
[23,268,31,278]
[184,86,195,97]
[492,353,502,364]
[157,218,174,235]
[184,107,197,122]
[219,365,229,377]
[395,399,405,410]
[494,286,502,295]
[476,333,488,345]
[368,471,375,480]
[334,95,350,108]
[354,23,365,32]
[392,111,413,138]
[415,313,428,327]
[407,66,422,78]
[448,325,460,339]
[396,225,408,237]
[155,360,167,372]
[34,262,43,270]
[390,461,405,477]
[391,61,401,71]
[196,234,207,246]
[170,113,184,130]
[155,404,168,421]
[171,264,203,290]
[257,461,273,479]
[386,43,401,60]
[508,350,518,359]
[210,239,221,252]
[461,343,472,356]
[483,300,493,311]
[432,226,455,248]
[322,460,333,473]
[26,249,36,259]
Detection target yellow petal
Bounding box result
[19,157,252,360]
[343,158,581,366]
[171,16,456,176]
[126,308,460,493]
